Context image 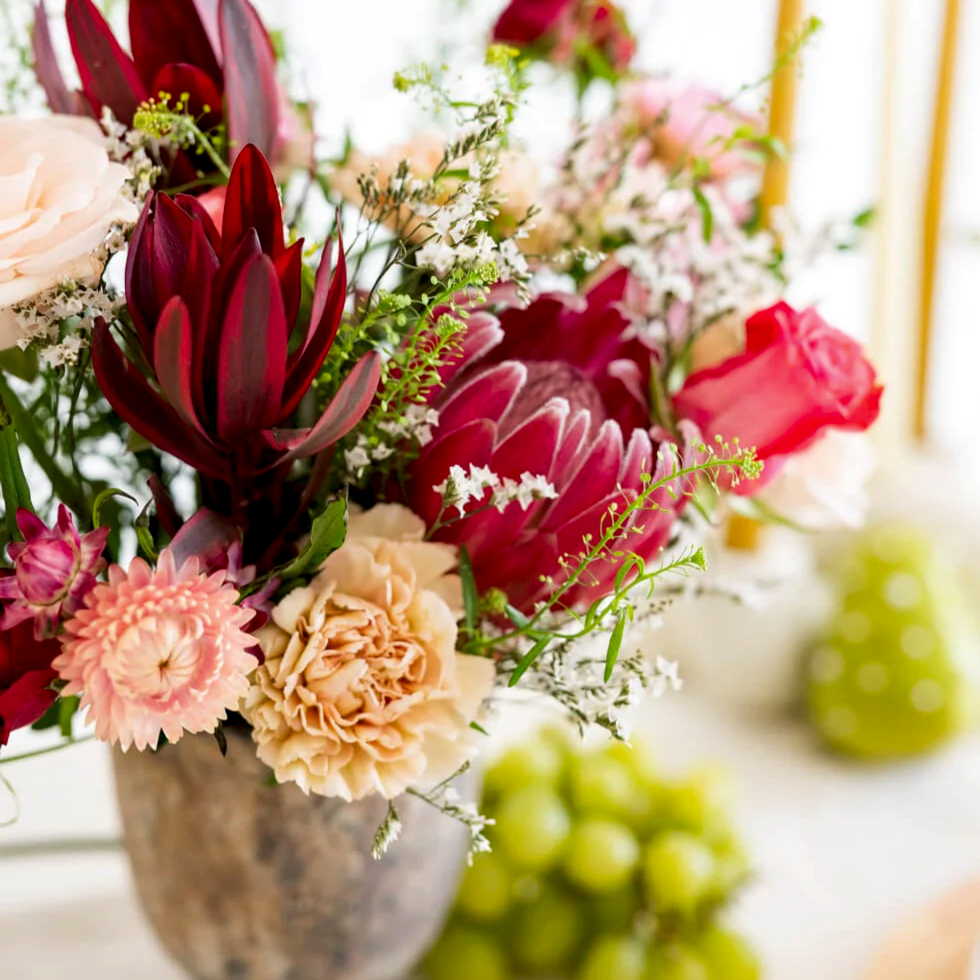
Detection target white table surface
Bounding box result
[3,694,980,980]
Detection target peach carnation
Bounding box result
[242,504,496,801]
[53,549,257,751]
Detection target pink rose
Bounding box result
[0,116,138,348]
[619,79,762,179]
[673,302,882,483]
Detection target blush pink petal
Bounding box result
[53,547,257,751]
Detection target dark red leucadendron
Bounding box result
[92,145,381,535]
[33,0,283,184]
[0,617,61,750]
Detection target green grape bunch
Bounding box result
[422,728,762,980]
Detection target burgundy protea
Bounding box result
[33,0,285,186]
[92,144,380,522]
[0,506,108,639]
[481,267,655,434]
[0,618,62,750]
[405,308,697,613]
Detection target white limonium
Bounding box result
[433,464,557,519]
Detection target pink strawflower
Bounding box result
[0,506,109,638]
[53,548,257,751]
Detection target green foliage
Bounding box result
[275,496,349,583]
[0,407,33,539]
[133,95,230,180]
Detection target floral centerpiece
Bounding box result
[0,0,881,976]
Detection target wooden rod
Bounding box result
[759,0,807,226]
[915,0,961,442]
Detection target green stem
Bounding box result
[0,735,94,767]
[0,374,88,518]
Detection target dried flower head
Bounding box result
[53,548,257,751]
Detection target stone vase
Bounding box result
[113,728,473,980]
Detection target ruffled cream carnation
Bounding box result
[53,549,257,751]
[243,504,496,801]
[0,115,138,348]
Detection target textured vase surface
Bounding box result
[113,728,472,980]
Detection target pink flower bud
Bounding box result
[0,505,109,638]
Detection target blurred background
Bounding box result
[4,1,980,978]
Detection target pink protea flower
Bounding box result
[404,291,700,612]
[53,548,257,751]
[0,506,109,638]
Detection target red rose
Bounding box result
[493,0,635,76]
[493,0,570,45]
[673,302,882,482]
[0,618,61,748]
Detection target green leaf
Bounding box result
[604,609,629,682]
[508,635,550,688]
[276,495,348,582]
[614,556,644,594]
[134,499,158,562]
[852,206,875,229]
[0,422,33,540]
[504,603,530,628]
[458,545,478,634]
[92,487,137,529]
[57,696,80,738]
[692,185,714,243]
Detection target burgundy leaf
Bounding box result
[32,1,79,115]
[174,193,222,253]
[274,240,304,339]
[92,320,227,478]
[197,228,262,420]
[219,0,280,161]
[169,508,242,569]
[153,297,210,438]
[147,474,182,538]
[149,63,223,129]
[129,0,222,92]
[124,194,157,351]
[280,237,346,417]
[220,143,285,260]
[65,0,148,123]
[216,253,288,439]
[191,0,221,52]
[149,194,198,304]
[263,351,382,465]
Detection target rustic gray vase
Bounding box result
[113,728,472,980]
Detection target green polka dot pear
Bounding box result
[807,523,980,759]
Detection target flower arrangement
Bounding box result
[0,0,880,854]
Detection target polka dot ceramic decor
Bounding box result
[806,524,980,758]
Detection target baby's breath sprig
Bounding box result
[458,443,761,732]
[405,763,494,863]
[132,93,230,180]
[328,263,498,490]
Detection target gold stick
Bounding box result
[759,0,807,227]
[915,0,961,442]
[728,0,806,552]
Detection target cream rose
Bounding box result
[0,115,138,349]
[243,504,497,801]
